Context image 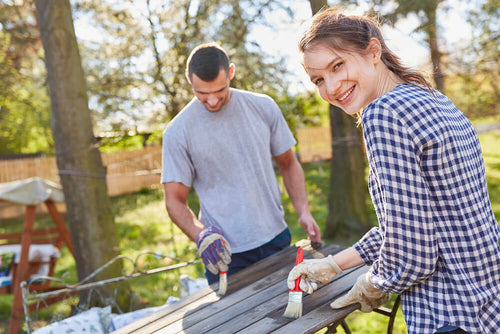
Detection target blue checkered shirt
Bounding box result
[354,83,500,333]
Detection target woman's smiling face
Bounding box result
[302,42,380,115]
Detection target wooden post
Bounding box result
[8,205,36,334]
[45,200,74,256]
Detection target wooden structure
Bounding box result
[0,146,162,212]
[296,126,332,164]
[113,240,401,334]
[0,178,74,334]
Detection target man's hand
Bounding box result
[196,226,232,275]
[298,211,322,244]
[287,255,343,294]
[330,273,390,312]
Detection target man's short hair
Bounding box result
[186,43,230,82]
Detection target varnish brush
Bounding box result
[283,247,304,318]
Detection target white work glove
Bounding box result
[196,226,232,275]
[330,272,390,312]
[287,255,343,294]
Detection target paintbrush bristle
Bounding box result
[283,291,303,318]
[217,272,227,296]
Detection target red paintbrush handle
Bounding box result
[295,247,304,265]
[293,247,304,291]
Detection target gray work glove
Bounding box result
[330,272,390,312]
[287,255,343,294]
[196,226,231,275]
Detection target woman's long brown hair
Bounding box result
[299,8,432,90]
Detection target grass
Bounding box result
[1,128,499,334]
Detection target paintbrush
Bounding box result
[217,239,229,296]
[218,271,227,296]
[283,247,304,318]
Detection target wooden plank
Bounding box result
[171,265,293,333]
[114,245,301,333]
[273,304,360,334]
[113,244,301,333]
[186,253,361,334]
[271,271,369,333]
[132,243,341,333]
[45,200,74,255]
[114,242,344,334]
[0,228,60,245]
[232,265,368,334]
[0,231,22,243]
[176,244,346,333]
[202,285,290,334]
[9,205,36,334]
[111,246,299,334]
[226,242,343,293]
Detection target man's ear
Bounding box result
[228,63,235,80]
[185,69,192,85]
[367,38,382,64]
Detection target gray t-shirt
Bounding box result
[161,89,296,252]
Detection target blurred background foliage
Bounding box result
[0,0,498,155]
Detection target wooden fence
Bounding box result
[0,128,331,219]
[296,126,332,163]
[0,146,162,219]
[0,146,162,196]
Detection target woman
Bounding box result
[287,8,500,334]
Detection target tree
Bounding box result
[2,1,303,151]
[72,0,294,136]
[0,0,53,155]
[34,0,129,308]
[307,0,371,242]
[342,0,447,93]
[381,0,446,93]
[446,0,499,118]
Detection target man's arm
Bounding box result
[274,149,321,243]
[163,182,205,241]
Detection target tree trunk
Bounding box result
[34,0,130,309]
[309,0,327,14]
[424,4,445,93]
[326,107,371,240]
[308,0,371,242]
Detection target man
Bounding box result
[161,43,321,284]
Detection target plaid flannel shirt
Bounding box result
[354,83,500,333]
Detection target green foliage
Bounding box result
[1,1,302,154]
[0,29,53,155]
[446,73,499,118]
[273,91,330,136]
[2,0,497,156]
[97,134,147,153]
[477,129,500,219]
[446,0,500,119]
[73,0,296,135]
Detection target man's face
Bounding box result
[189,66,234,112]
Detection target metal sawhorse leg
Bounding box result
[325,319,352,333]
[325,295,402,334]
[373,295,401,334]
